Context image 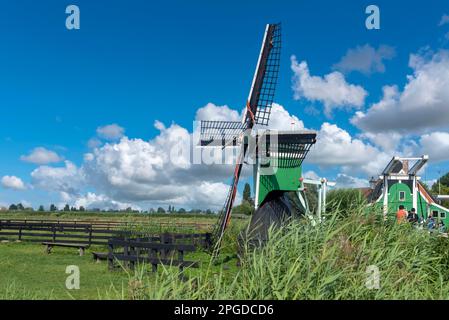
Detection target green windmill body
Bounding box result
[253,130,317,209]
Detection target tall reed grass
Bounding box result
[120,205,449,300]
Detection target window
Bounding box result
[440,212,446,219]
[399,191,406,201]
[432,211,439,218]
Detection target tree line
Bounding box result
[3,203,217,215]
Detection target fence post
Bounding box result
[108,240,114,270]
[88,226,93,245]
[178,249,184,273]
[151,248,158,273]
[124,236,129,269]
[52,225,56,242]
[18,226,22,241]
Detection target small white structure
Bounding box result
[302,177,336,221]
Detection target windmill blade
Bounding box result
[199,120,247,147]
[245,23,282,126]
[211,23,282,255]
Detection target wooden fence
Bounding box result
[0,218,213,231]
[0,220,212,247]
[107,238,199,272]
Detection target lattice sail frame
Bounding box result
[200,121,246,147]
[252,24,281,126]
[199,24,282,147]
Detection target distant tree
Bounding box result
[233,202,254,215]
[157,207,166,214]
[205,209,212,215]
[63,204,70,212]
[439,172,449,188]
[79,206,85,212]
[125,207,132,212]
[178,208,186,213]
[50,204,58,212]
[243,183,252,202]
[16,203,25,211]
[38,205,45,212]
[431,173,449,208]
[9,204,18,211]
[70,206,77,211]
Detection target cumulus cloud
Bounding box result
[351,50,449,135]
[263,103,305,131]
[31,161,85,195]
[87,138,102,149]
[303,170,319,180]
[359,131,403,153]
[96,124,125,140]
[74,193,141,211]
[195,102,241,122]
[83,123,237,209]
[291,55,368,117]
[335,174,369,188]
[20,147,63,165]
[28,103,250,210]
[439,14,449,26]
[333,44,395,75]
[1,176,26,190]
[307,122,390,176]
[420,132,449,163]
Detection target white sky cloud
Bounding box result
[351,50,449,135]
[20,147,63,165]
[291,55,368,117]
[439,14,449,26]
[73,192,141,211]
[333,44,395,75]
[335,173,369,189]
[420,132,449,163]
[1,176,27,190]
[31,161,85,195]
[96,124,125,140]
[307,122,389,176]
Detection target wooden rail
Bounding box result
[0,218,213,231]
[0,220,212,247]
[108,238,199,273]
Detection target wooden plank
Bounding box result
[42,242,89,248]
[108,240,196,251]
[109,254,199,268]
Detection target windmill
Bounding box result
[199,24,317,253]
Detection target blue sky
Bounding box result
[1,0,449,210]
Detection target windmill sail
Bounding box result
[199,24,281,147]
[211,23,282,253]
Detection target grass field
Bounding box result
[1,206,449,300]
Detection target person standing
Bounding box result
[396,205,407,223]
[407,208,419,223]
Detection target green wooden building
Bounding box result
[367,155,449,226]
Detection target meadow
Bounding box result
[1,205,449,300]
